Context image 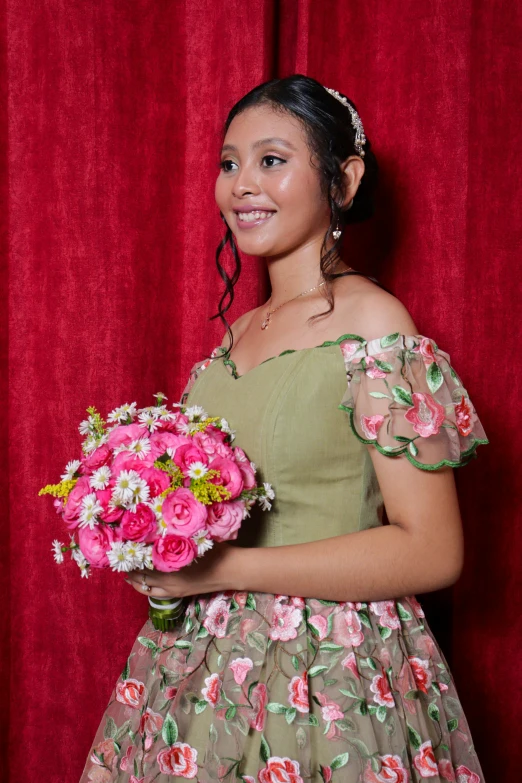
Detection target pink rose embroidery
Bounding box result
[201,672,222,707]
[320,766,333,783]
[315,691,343,722]
[340,341,360,361]
[308,614,328,640]
[269,601,302,642]
[364,356,388,379]
[404,392,446,437]
[369,600,401,629]
[438,759,456,782]
[408,656,433,694]
[157,742,198,778]
[363,754,409,783]
[415,337,438,365]
[454,766,480,783]
[258,757,303,783]
[115,678,147,709]
[203,596,230,638]
[288,672,309,713]
[341,651,360,680]
[90,738,117,771]
[454,394,474,437]
[228,657,253,685]
[248,682,267,732]
[139,707,163,736]
[413,740,439,777]
[370,670,395,708]
[332,608,364,647]
[360,414,385,440]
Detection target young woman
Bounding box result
[80,75,489,783]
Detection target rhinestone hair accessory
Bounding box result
[323,86,366,157]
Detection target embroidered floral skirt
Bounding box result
[80,591,485,782]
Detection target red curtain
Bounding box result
[3,1,520,780]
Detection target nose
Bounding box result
[231,161,261,198]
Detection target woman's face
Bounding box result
[215,104,331,258]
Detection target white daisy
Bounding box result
[184,405,208,421]
[60,460,82,481]
[78,493,104,529]
[90,465,111,490]
[137,409,162,431]
[112,469,142,505]
[258,495,272,511]
[127,477,150,511]
[143,545,153,570]
[106,402,138,424]
[125,541,148,568]
[187,461,208,480]
[52,540,64,564]
[72,547,90,579]
[78,414,97,436]
[107,541,135,572]
[148,495,165,518]
[82,434,99,454]
[192,529,214,557]
[263,482,275,501]
[127,436,152,459]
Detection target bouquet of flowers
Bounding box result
[39,392,274,630]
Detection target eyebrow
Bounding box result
[220,137,298,154]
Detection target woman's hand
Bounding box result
[124,542,240,598]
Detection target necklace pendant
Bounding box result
[261,312,271,330]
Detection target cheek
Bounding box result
[214,177,227,212]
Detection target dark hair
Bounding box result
[209,73,386,357]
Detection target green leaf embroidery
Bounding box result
[291,655,300,671]
[195,699,207,715]
[380,332,401,348]
[378,625,392,641]
[246,593,256,610]
[404,689,421,700]
[195,625,209,640]
[209,723,218,743]
[173,639,193,651]
[267,702,287,714]
[225,706,237,720]
[426,361,444,393]
[396,602,412,621]
[407,721,422,750]
[138,636,159,654]
[391,385,414,406]
[308,665,328,678]
[366,657,378,671]
[161,713,178,746]
[260,735,270,762]
[319,642,344,653]
[428,702,440,722]
[447,718,459,732]
[246,631,266,654]
[121,656,130,682]
[374,359,394,373]
[285,707,297,724]
[103,717,117,740]
[331,752,350,770]
[376,705,387,723]
[408,441,419,457]
[369,391,392,399]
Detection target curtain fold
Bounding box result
[3,1,519,780]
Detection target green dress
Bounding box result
[80,330,489,783]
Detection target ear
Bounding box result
[335,155,365,210]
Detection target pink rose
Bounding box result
[320,766,332,783]
[364,356,388,379]
[149,431,191,461]
[115,678,147,709]
[201,672,222,706]
[369,600,401,629]
[404,392,446,437]
[152,534,197,572]
[229,657,253,685]
[454,766,480,783]
[81,444,112,475]
[107,423,147,450]
[332,608,364,647]
[78,524,116,567]
[206,500,244,542]
[360,414,385,440]
[207,456,244,499]
[162,488,208,538]
[173,443,209,476]
[288,672,309,713]
[203,596,230,638]
[315,691,344,722]
[96,488,124,523]
[438,759,456,782]
[363,755,409,783]
[259,757,303,783]
[415,336,438,365]
[192,429,232,459]
[63,476,92,528]
[157,742,198,778]
[269,601,302,642]
[233,447,257,489]
[454,394,474,437]
[164,686,178,700]
[248,682,267,732]
[341,651,360,680]
[139,466,171,497]
[121,504,157,542]
[90,738,117,770]
[110,452,153,479]
[340,340,360,361]
[308,614,328,640]
[413,740,438,777]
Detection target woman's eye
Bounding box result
[219,159,236,172]
[262,155,286,167]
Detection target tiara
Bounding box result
[323,86,366,157]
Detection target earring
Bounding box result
[332,220,342,240]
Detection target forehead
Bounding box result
[222,104,308,151]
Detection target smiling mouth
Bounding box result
[235,210,276,225]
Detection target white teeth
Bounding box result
[237,211,274,223]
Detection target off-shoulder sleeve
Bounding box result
[180,346,224,405]
[338,333,489,470]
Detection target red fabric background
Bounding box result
[2,1,520,780]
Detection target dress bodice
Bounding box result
[181,332,488,549]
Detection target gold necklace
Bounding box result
[260,268,352,330]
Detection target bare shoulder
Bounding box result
[219,307,262,349]
[336,276,419,341]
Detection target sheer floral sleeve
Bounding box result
[338,333,489,470]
